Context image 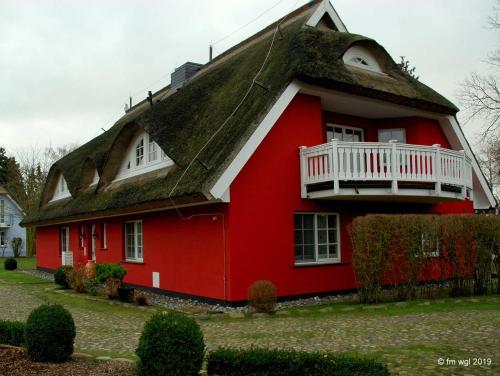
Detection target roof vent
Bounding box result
[171,62,202,90]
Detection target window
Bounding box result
[135,138,144,166]
[378,128,406,143]
[148,137,157,162]
[60,177,67,192]
[101,223,108,249]
[60,227,70,254]
[421,232,440,258]
[327,124,364,142]
[0,230,5,247]
[294,213,340,264]
[343,45,384,74]
[0,200,4,223]
[125,220,143,262]
[51,174,71,202]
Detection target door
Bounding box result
[87,224,96,261]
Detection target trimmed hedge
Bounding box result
[136,312,205,376]
[206,348,390,376]
[4,257,17,271]
[0,320,25,346]
[24,304,76,362]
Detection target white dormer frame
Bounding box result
[306,0,348,32]
[50,173,71,202]
[90,169,99,186]
[343,45,384,74]
[114,130,174,182]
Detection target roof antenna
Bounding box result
[209,45,213,62]
[147,91,153,107]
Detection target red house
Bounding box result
[25,1,496,304]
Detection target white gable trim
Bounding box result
[444,116,496,209]
[0,193,24,215]
[210,81,300,199]
[306,0,348,32]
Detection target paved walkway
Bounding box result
[0,281,498,375]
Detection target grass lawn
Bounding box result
[0,257,499,375]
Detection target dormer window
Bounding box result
[90,169,99,186]
[343,45,384,74]
[50,173,71,202]
[136,139,144,166]
[114,130,174,182]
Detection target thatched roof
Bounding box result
[23,3,458,226]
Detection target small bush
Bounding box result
[54,266,73,289]
[11,237,23,258]
[83,277,99,296]
[0,320,25,346]
[4,257,17,271]
[134,291,148,306]
[105,277,121,299]
[248,280,277,314]
[95,263,127,284]
[24,304,76,362]
[68,266,86,293]
[206,348,390,376]
[136,312,205,376]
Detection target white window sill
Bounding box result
[294,260,343,267]
[123,259,144,264]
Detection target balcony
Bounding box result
[299,140,473,202]
[0,214,13,228]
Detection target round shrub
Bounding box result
[24,304,76,362]
[4,257,17,271]
[54,266,72,288]
[248,280,277,314]
[136,312,205,376]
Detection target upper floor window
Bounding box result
[0,199,4,223]
[50,173,71,202]
[378,128,406,143]
[343,45,384,74]
[327,124,364,142]
[115,131,174,182]
[90,169,99,186]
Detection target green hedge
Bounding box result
[0,320,25,346]
[206,348,390,376]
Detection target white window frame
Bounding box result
[343,45,384,74]
[114,131,174,182]
[101,223,108,249]
[0,230,6,247]
[294,213,341,265]
[50,174,71,202]
[135,138,145,166]
[125,220,143,262]
[60,227,70,254]
[0,199,4,224]
[327,123,364,142]
[378,128,406,143]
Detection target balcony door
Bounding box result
[327,124,364,142]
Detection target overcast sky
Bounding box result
[0,0,497,156]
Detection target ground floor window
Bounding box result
[294,213,340,264]
[125,221,143,262]
[60,227,69,254]
[101,223,108,249]
[0,230,6,247]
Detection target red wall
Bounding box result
[36,93,473,303]
[226,94,473,302]
[36,204,228,300]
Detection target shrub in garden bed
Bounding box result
[95,263,127,284]
[136,311,205,376]
[24,304,76,362]
[248,280,277,314]
[206,348,390,376]
[0,320,25,346]
[68,266,87,293]
[4,257,17,271]
[54,266,73,288]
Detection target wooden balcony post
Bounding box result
[389,140,398,194]
[433,144,442,196]
[299,146,308,199]
[332,139,340,194]
[460,150,467,199]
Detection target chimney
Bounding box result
[171,62,202,90]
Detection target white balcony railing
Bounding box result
[299,140,473,200]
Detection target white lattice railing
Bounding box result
[61,251,73,266]
[299,140,473,198]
